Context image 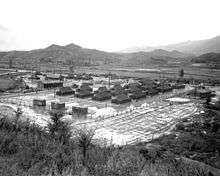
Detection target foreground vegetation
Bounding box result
[145,109,220,169]
[0,108,219,176]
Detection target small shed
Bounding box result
[33,99,46,106]
[51,102,65,110]
[72,106,88,115]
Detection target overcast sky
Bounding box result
[0,0,220,51]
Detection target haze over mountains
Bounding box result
[0,35,220,67]
[121,35,220,55]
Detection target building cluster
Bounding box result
[33,75,187,106]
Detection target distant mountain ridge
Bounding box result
[0,41,219,68]
[0,43,121,66]
[0,44,190,65]
[120,49,193,67]
[121,35,220,55]
[192,52,220,64]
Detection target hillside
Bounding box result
[192,52,220,64]
[120,49,193,67]
[2,43,220,69]
[121,35,220,55]
[0,44,121,67]
[0,44,194,69]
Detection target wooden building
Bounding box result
[37,81,63,89]
[75,84,93,98]
[33,99,46,106]
[56,86,74,96]
[45,74,64,81]
[93,91,111,101]
[72,106,88,115]
[75,90,93,98]
[94,86,109,94]
[187,88,213,98]
[51,102,65,110]
[111,84,126,96]
[171,83,185,89]
[29,74,40,80]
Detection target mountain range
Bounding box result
[0,35,220,68]
[121,35,220,55]
[0,43,121,66]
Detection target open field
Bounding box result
[76,66,220,80]
[0,85,201,145]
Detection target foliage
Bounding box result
[0,108,219,175]
[74,128,95,166]
[179,68,184,78]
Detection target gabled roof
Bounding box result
[0,78,16,91]
[115,94,130,101]
[46,74,63,79]
[58,86,74,93]
[80,84,92,91]
[112,84,123,90]
[98,86,108,92]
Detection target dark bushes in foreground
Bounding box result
[0,109,219,176]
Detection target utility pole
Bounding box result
[9,59,13,69]
[108,72,111,89]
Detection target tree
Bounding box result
[75,128,95,166]
[47,111,72,145]
[178,69,184,78]
[14,107,23,134]
[69,65,74,73]
[47,111,73,174]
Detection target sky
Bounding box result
[0,0,220,51]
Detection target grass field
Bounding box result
[75,65,220,80]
